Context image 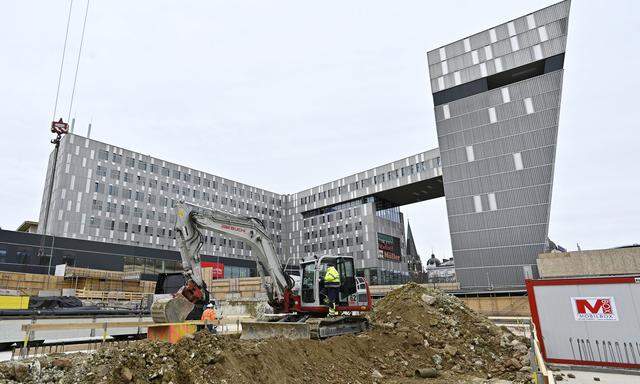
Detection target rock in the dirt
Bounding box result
[432,354,442,365]
[421,294,436,305]
[51,358,73,369]
[444,344,458,356]
[371,369,383,379]
[406,332,423,346]
[415,367,439,378]
[567,373,576,378]
[120,366,133,382]
[12,362,29,382]
[554,374,564,381]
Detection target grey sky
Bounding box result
[1,1,638,265]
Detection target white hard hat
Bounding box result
[206,303,214,308]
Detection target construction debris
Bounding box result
[0,283,532,383]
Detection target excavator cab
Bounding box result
[299,255,360,309]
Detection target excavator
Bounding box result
[151,201,372,340]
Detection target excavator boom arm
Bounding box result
[175,202,292,304]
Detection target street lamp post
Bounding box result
[39,118,69,276]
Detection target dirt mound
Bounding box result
[0,283,532,384]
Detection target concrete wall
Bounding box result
[537,248,640,278]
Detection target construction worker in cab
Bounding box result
[324,262,341,316]
[201,302,217,333]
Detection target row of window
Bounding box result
[302,237,364,252]
[88,202,283,229]
[94,160,282,206]
[302,206,363,226]
[298,159,439,206]
[87,218,282,244]
[93,183,283,218]
[302,221,363,239]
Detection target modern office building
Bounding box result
[34,0,571,290]
[427,0,570,288]
[38,134,436,285]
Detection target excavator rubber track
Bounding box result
[306,316,369,339]
[240,316,369,341]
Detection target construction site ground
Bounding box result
[0,283,534,383]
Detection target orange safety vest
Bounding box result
[201,308,217,322]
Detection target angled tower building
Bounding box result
[427,1,571,289]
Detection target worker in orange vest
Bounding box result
[201,302,217,333]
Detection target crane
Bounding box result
[151,201,372,339]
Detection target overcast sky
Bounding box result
[1,1,638,265]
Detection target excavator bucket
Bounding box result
[151,294,195,323]
[240,321,311,341]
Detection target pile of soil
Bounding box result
[0,283,532,384]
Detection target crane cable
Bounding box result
[67,0,91,122]
[51,0,74,121]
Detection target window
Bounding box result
[120,204,130,215]
[134,207,143,218]
[488,107,497,123]
[484,45,493,60]
[510,36,519,51]
[526,14,536,29]
[146,211,155,220]
[112,153,122,163]
[172,184,180,194]
[533,44,543,61]
[480,62,487,77]
[473,195,482,213]
[488,193,497,211]
[193,176,201,185]
[465,146,475,162]
[463,38,470,52]
[108,185,118,196]
[137,160,147,171]
[110,169,120,180]
[94,182,104,193]
[442,104,450,119]
[92,199,103,211]
[183,173,191,182]
[149,164,158,173]
[96,165,107,177]
[494,57,503,72]
[89,217,101,227]
[501,87,510,103]
[453,71,461,86]
[160,182,168,192]
[135,191,143,201]
[98,150,109,160]
[162,167,170,176]
[441,60,448,75]
[437,77,444,91]
[123,172,131,182]
[118,221,128,232]
[147,194,156,204]
[172,170,181,180]
[538,26,548,42]
[125,157,135,167]
[148,179,157,189]
[513,152,524,170]
[507,21,516,36]
[136,175,146,186]
[438,47,446,60]
[489,28,497,43]
[158,212,167,222]
[471,50,479,65]
[524,98,534,114]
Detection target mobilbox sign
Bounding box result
[571,297,618,321]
